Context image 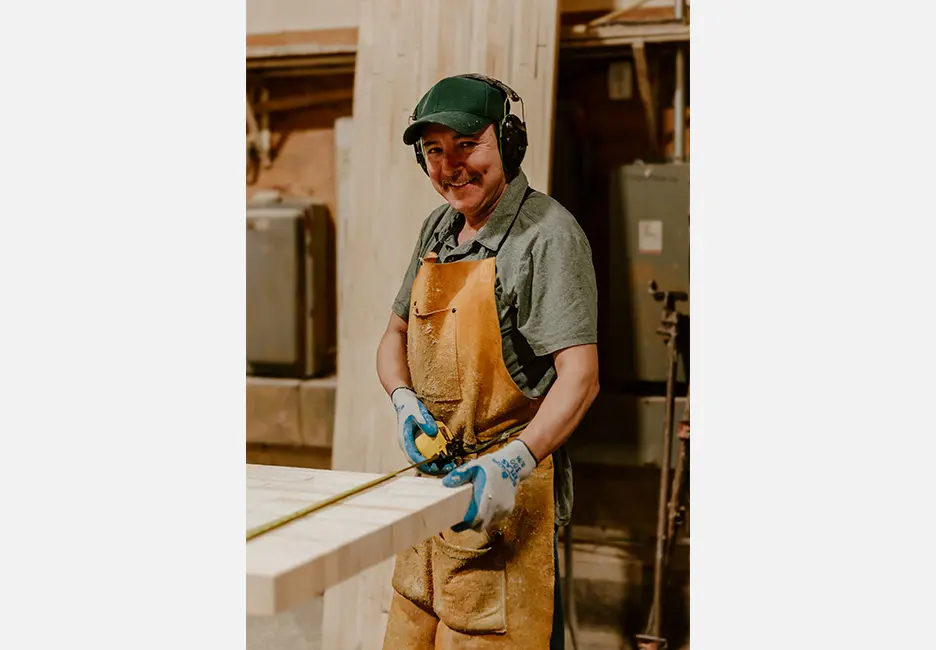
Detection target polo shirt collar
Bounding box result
[435,170,530,253]
[473,170,529,252]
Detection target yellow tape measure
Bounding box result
[246,453,442,542]
[246,422,527,542]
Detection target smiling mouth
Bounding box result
[447,178,474,189]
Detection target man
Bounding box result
[376,74,600,649]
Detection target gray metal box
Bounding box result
[247,195,331,378]
[570,393,688,468]
[607,162,689,386]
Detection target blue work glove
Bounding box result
[391,387,453,475]
[442,439,537,532]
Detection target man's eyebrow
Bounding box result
[422,133,479,147]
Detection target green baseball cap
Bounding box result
[402,75,506,145]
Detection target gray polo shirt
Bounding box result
[392,170,598,527]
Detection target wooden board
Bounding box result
[246,377,301,446]
[246,376,336,448]
[247,2,361,37]
[244,1,684,45]
[325,1,560,647]
[246,444,331,471]
[299,375,337,448]
[246,464,471,616]
[246,28,358,51]
[333,116,353,321]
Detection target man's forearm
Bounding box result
[376,322,412,397]
[519,362,599,463]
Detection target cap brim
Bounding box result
[402,111,493,145]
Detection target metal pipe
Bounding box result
[673,45,686,162]
[259,87,272,169]
[563,525,580,650]
[649,330,679,641]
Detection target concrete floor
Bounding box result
[245,579,688,649]
[247,598,634,650]
[247,597,323,650]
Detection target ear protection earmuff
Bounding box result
[411,73,528,176]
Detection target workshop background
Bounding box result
[245,1,690,649]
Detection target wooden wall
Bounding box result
[321,0,562,647]
[246,0,688,36]
[247,1,359,35]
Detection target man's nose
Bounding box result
[441,151,463,175]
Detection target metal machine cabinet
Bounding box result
[247,194,332,378]
[607,162,689,387]
[571,393,688,468]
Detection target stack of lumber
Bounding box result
[246,376,336,470]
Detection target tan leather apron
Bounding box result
[382,247,556,649]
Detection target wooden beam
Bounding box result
[246,377,301,446]
[253,66,356,78]
[244,21,689,62]
[246,465,471,616]
[244,375,337,448]
[246,95,261,150]
[246,443,332,470]
[254,88,354,114]
[334,116,353,318]
[246,27,358,59]
[322,0,562,647]
[562,21,689,47]
[632,39,659,154]
[246,54,356,70]
[258,87,272,168]
[587,0,653,26]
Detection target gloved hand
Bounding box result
[391,387,453,475]
[442,439,537,532]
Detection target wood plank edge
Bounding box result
[259,483,472,614]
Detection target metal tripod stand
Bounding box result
[636,280,690,650]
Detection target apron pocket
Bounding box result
[391,539,433,612]
[431,528,507,634]
[408,308,461,403]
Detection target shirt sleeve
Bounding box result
[391,235,423,322]
[515,228,599,357]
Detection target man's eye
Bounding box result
[427,148,442,155]
[460,142,476,149]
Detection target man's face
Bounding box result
[420,123,507,220]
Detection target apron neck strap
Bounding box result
[487,186,532,257]
[428,186,533,260]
